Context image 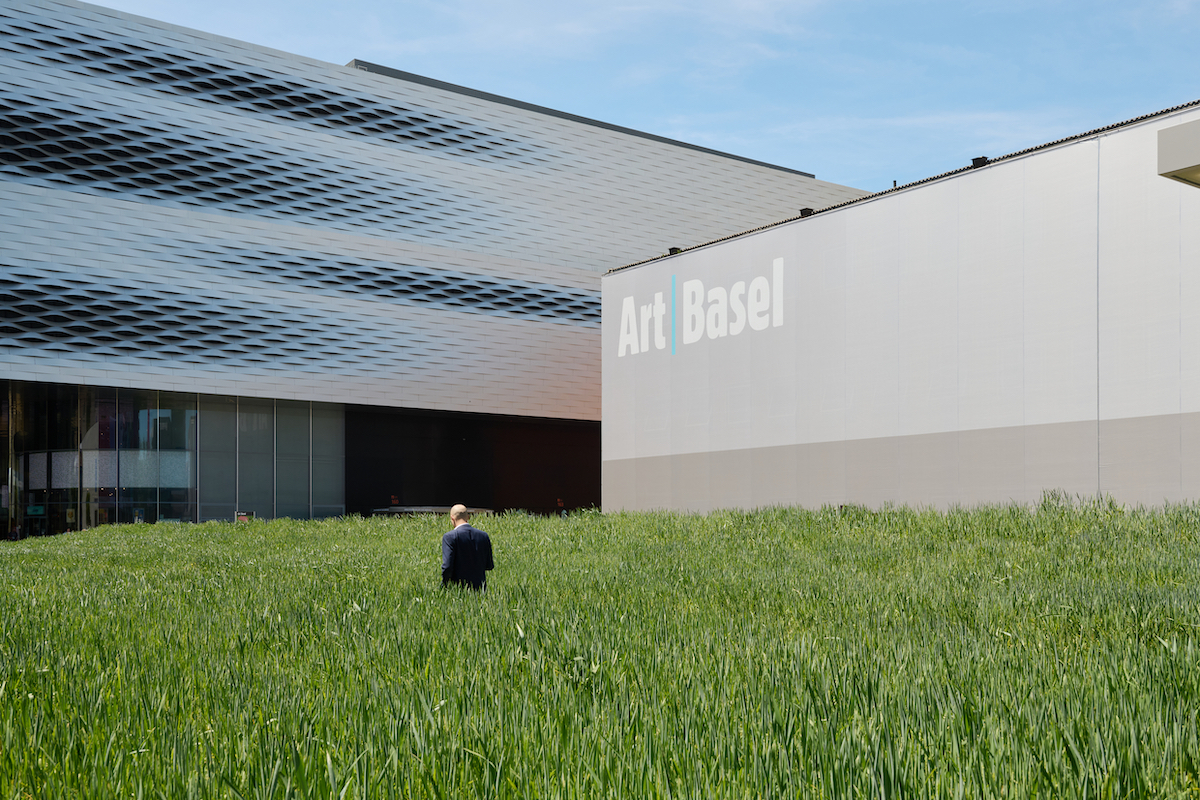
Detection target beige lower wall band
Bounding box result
[603,412,1200,511]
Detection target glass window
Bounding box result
[157,392,197,452]
[80,386,117,452]
[47,384,79,452]
[51,451,78,489]
[312,403,344,514]
[276,400,310,519]
[81,450,116,529]
[13,382,48,454]
[119,450,159,488]
[157,392,197,522]
[199,395,236,519]
[117,390,157,452]
[116,390,158,525]
[0,382,10,535]
[26,452,47,491]
[80,386,117,530]
[238,398,274,519]
[118,449,159,524]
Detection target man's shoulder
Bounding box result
[457,524,490,543]
[446,522,487,542]
[444,523,485,537]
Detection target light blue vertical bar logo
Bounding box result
[671,274,676,355]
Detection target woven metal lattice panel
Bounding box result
[0,269,568,369]
[0,94,513,241]
[0,5,548,166]
[0,244,598,328]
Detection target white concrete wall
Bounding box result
[603,104,1200,509]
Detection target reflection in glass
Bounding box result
[82,451,117,487]
[312,403,345,516]
[276,400,310,519]
[1,384,9,536]
[158,392,197,451]
[199,395,236,520]
[80,386,118,532]
[27,452,46,491]
[117,390,157,452]
[160,451,191,488]
[7,382,344,528]
[119,450,159,488]
[238,398,274,519]
[81,386,117,451]
[51,451,78,489]
[48,384,79,451]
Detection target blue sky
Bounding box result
[96,0,1199,193]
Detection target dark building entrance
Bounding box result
[344,405,600,516]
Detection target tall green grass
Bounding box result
[2,496,1199,797]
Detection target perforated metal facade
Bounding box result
[0,0,867,529]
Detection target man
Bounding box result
[441,504,494,590]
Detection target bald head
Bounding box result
[450,504,470,524]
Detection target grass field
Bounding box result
[2,496,1199,798]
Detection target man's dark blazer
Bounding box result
[441,524,494,589]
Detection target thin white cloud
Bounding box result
[360,0,833,62]
[360,2,647,60]
[770,108,1094,162]
[648,105,1095,189]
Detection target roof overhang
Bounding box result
[1159,118,1200,188]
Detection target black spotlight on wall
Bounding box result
[799,208,814,217]
[972,156,989,168]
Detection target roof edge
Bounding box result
[607,97,1200,275]
[347,59,818,179]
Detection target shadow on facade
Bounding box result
[344,405,599,516]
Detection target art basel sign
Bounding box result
[616,258,784,357]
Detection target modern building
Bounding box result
[0,0,867,534]
[604,101,1200,511]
